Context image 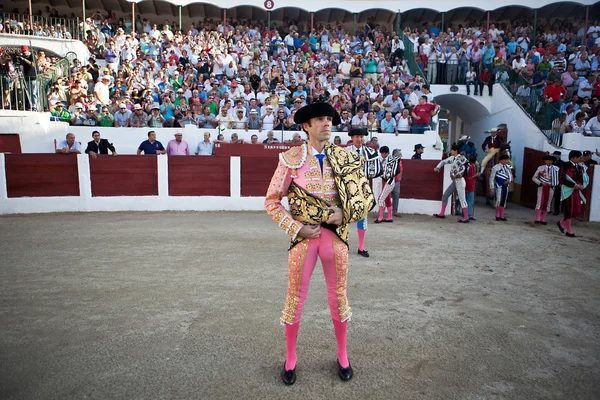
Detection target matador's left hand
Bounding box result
[326,206,343,226]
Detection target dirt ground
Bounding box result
[1,200,599,400]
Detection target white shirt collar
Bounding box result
[311,146,326,157]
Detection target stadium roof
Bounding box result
[23,0,599,22]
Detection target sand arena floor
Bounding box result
[1,201,599,400]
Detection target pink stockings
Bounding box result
[536,210,548,222]
[357,229,366,251]
[495,206,505,218]
[284,228,350,370]
[560,219,573,234]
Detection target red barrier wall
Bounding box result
[5,154,79,197]
[168,156,230,196]
[90,155,158,196]
[240,157,279,197]
[0,134,22,154]
[400,160,443,200]
[239,157,443,200]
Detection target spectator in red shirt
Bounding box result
[411,96,440,134]
[478,67,494,96]
[543,79,567,126]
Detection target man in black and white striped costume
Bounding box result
[532,154,560,225]
[433,144,470,223]
[489,154,513,221]
[348,128,382,257]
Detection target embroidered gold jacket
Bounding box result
[265,142,374,248]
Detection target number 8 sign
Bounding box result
[264,0,274,10]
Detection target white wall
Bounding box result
[590,165,600,222]
[0,35,90,62]
[463,85,551,185]
[0,110,444,159]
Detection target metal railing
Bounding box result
[399,32,428,86]
[0,49,75,112]
[496,64,563,146]
[0,13,82,41]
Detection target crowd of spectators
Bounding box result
[3,6,600,144]
[30,10,449,134]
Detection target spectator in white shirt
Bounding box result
[584,111,600,136]
[351,109,368,129]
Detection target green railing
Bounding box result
[37,51,77,111]
[1,13,82,41]
[496,64,563,146]
[399,32,428,86]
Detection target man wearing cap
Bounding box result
[261,105,275,131]
[16,45,38,111]
[114,103,132,127]
[348,127,381,257]
[412,144,425,159]
[167,132,189,156]
[55,133,82,154]
[458,135,477,159]
[246,109,262,131]
[129,104,149,127]
[94,76,111,107]
[265,102,374,385]
[557,150,589,237]
[50,103,71,123]
[480,127,505,173]
[70,103,87,126]
[532,154,560,224]
[147,103,166,128]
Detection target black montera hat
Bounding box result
[542,155,555,161]
[348,128,368,136]
[293,102,341,125]
[499,154,510,160]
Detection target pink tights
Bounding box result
[285,228,349,369]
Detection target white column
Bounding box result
[0,153,8,202]
[230,156,241,198]
[77,154,92,199]
[157,155,169,197]
[0,154,7,201]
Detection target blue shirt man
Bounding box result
[137,131,166,155]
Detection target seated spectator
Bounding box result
[114,103,132,127]
[197,106,217,129]
[231,109,248,129]
[263,131,280,144]
[195,132,214,156]
[380,112,397,134]
[167,132,189,156]
[396,109,412,133]
[215,107,234,130]
[129,104,149,127]
[249,134,259,144]
[246,109,262,131]
[351,109,368,129]
[55,133,82,154]
[98,106,115,127]
[50,103,71,123]
[85,130,117,158]
[178,109,199,127]
[584,110,600,136]
[70,103,87,126]
[137,131,166,155]
[147,103,166,128]
[230,133,245,144]
[261,105,276,131]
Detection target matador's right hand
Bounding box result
[298,225,321,239]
